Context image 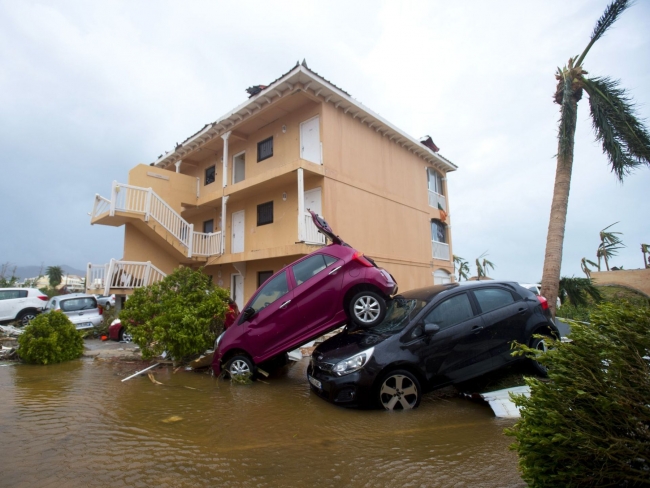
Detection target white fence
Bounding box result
[304,213,326,244]
[428,190,447,212]
[92,181,223,258]
[432,241,450,261]
[193,231,223,257]
[87,260,167,296]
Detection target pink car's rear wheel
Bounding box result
[350,291,386,327]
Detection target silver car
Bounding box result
[44,294,104,330]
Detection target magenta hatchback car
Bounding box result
[212,211,398,378]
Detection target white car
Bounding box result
[519,283,561,308]
[0,288,49,325]
[43,294,104,330]
[95,294,116,310]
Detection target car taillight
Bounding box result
[37,295,48,301]
[352,251,374,267]
[537,296,549,311]
[98,305,103,315]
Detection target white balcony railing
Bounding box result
[87,260,167,296]
[192,231,223,257]
[304,213,326,244]
[428,190,447,212]
[432,241,450,260]
[91,181,222,259]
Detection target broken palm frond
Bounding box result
[230,371,253,385]
[576,0,631,67]
[121,363,159,382]
[147,372,163,385]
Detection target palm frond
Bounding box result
[559,276,603,307]
[583,77,650,180]
[577,0,631,66]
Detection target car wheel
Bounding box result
[225,355,255,380]
[529,336,551,376]
[377,370,421,411]
[118,328,133,343]
[17,311,37,326]
[350,291,386,327]
[104,303,111,311]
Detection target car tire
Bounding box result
[377,369,421,411]
[17,310,37,327]
[349,291,386,327]
[529,336,551,376]
[118,328,133,343]
[104,303,111,311]
[225,355,256,380]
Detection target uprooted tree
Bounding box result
[119,266,230,362]
[506,301,650,487]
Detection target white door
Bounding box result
[231,210,245,253]
[231,274,244,311]
[300,116,321,164]
[304,187,325,244]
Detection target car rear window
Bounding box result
[474,288,515,313]
[60,297,97,312]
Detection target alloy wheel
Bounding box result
[122,332,133,343]
[379,374,419,411]
[353,296,381,324]
[20,313,36,326]
[229,359,251,377]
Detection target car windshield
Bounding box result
[367,297,427,334]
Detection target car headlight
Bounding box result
[214,332,225,350]
[332,347,374,376]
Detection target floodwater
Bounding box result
[0,358,525,487]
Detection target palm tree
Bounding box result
[642,244,650,269]
[46,266,64,288]
[580,257,599,278]
[453,255,470,281]
[475,252,495,279]
[541,0,650,316]
[558,277,602,307]
[597,222,624,271]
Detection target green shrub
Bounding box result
[119,267,229,361]
[17,311,85,364]
[506,302,650,487]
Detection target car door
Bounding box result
[471,286,531,366]
[0,290,17,320]
[406,292,493,384]
[238,270,295,362]
[284,253,344,349]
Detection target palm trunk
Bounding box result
[604,254,610,271]
[541,75,581,317]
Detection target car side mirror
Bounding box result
[424,323,440,334]
[242,307,255,321]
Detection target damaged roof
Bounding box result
[153,61,456,173]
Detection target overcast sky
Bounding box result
[1,0,648,283]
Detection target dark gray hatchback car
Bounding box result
[308,281,558,410]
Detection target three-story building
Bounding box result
[87,63,457,310]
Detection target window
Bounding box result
[323,254,338,267]
[257,201,273,226]
[258,271,274,288]
[423,293,474,330]
[205,165,216,185]
[0,290,25,300]
[203,219,214,234]
[431,220,447,243]
[257,137,273,162]
[474,288,516,314]
[249,271,289,313]
[427,168,444,194]
[292,255,329,286]
[233,152,245,184]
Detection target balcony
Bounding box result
[91,182,223,258]
[432,241,450,261]
[428,190,447,212]
[303,213,326,245]
[87,260,167,295]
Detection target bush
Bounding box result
[17,311,85,364]
[506,302,650,487]
[119,267,229,361]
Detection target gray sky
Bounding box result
[1,0,648,283]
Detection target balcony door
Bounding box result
[231,210,245,253]
[300,116,321,164]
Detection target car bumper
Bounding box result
[306,363,375,407]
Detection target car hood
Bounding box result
[309,210,345,245]
[314,329,389,362]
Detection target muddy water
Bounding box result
[0,359,524,487]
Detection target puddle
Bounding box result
[0,358,524,487]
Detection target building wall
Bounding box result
[127,164,198,212]
[122,224,181,275]
[591,269,650,297]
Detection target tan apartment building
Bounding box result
[87,62,457,310]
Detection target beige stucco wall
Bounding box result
[127,164,198,212]
[591,269,650,297]
[122,224,182,275]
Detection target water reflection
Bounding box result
[0,358,525,487]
